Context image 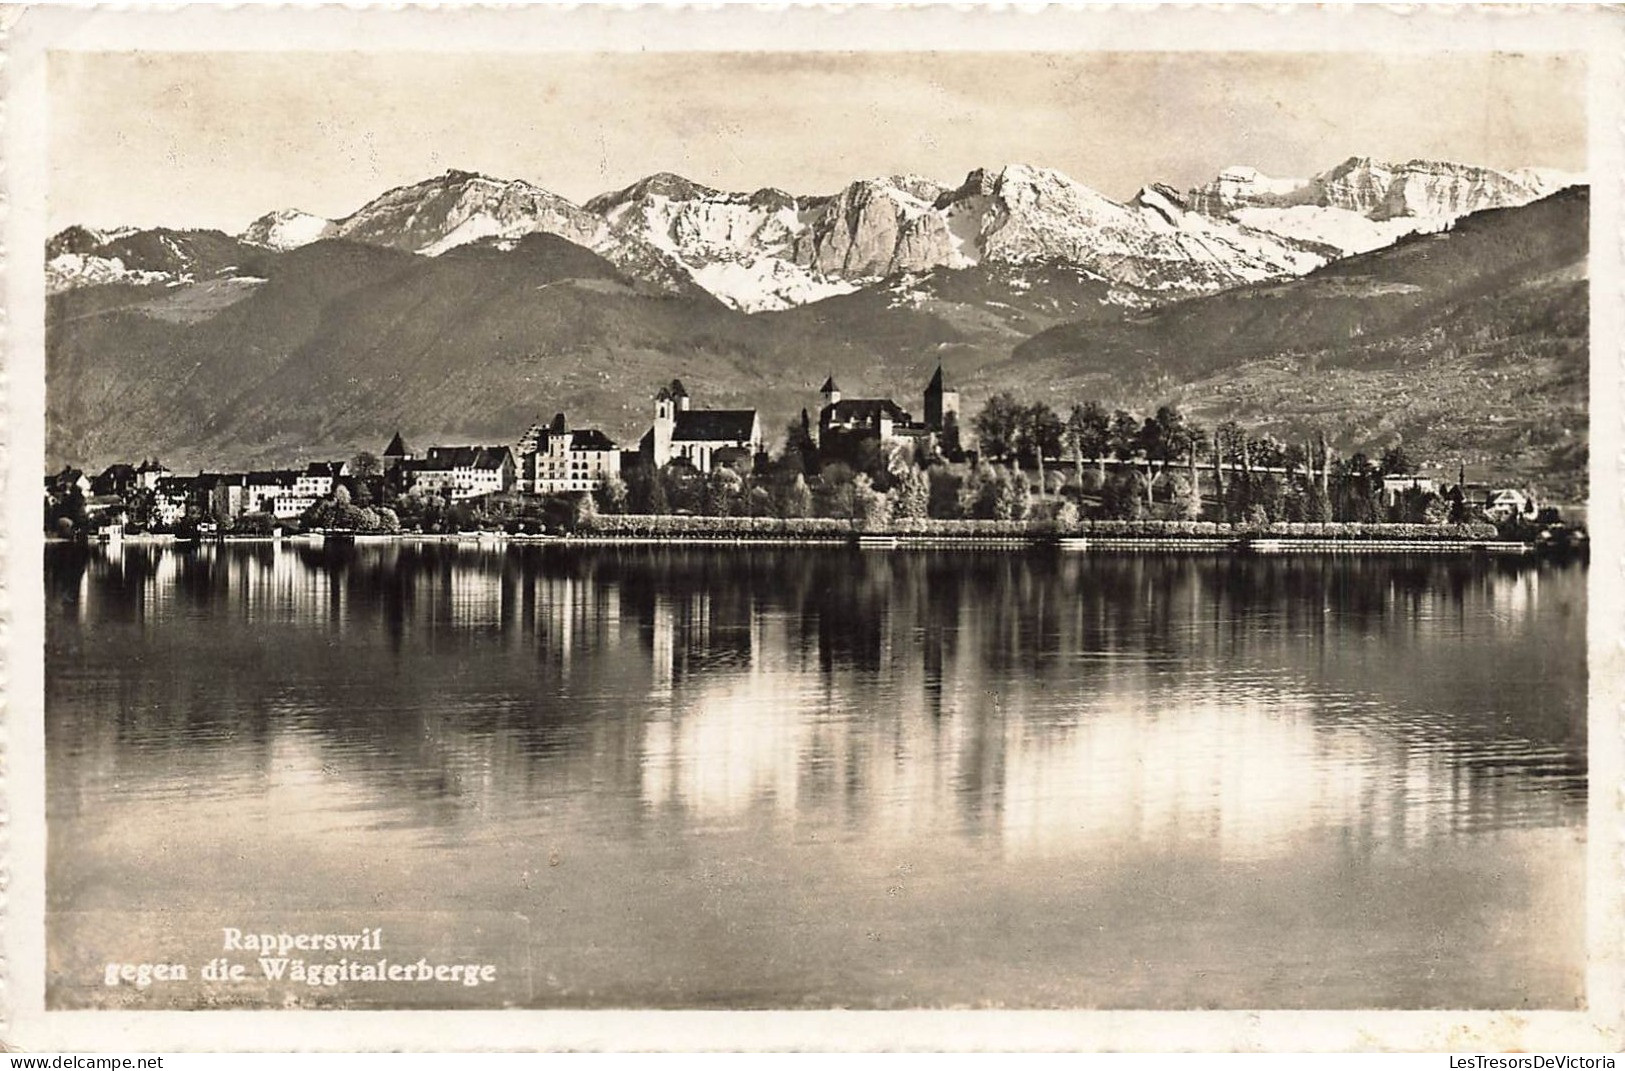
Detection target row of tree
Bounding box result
[969,391,1458,524]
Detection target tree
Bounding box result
[1248,434,1287,472]
[1100,470,1145,520]
[646,471,670,515]
[1171,473,1202,520]
[1336,453,1382,523]
[1133,405,1196,509]
[994,465,1030,521]
[593,475,630,515]
[1380,444,1414,476]
[349,457,381,505]
[927,467,964,519]
[1110,409,1141,464]
[1213,420,1248,518]
[350,451,382,480]
[624,466,664,514]
[972,392,1026,461]
[775,472,813,518]
[963,462,1001,519]
[1067,401,1113,488]
[891,466,930,520]
[816,463,858,520]
[1021,402,1065,497]
[853,475,889,529]
[704,467,744,516]
[662,464,704,514]
[746,485,775,517]
[46,487,90,537]
[782,410,818,475]
[851,437,887,486]
[884,438,918,482]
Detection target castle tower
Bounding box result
[382,430,413,472]
[820,375,842,407]
[924,364,959,432]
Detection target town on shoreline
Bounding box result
[45,367,1582,551]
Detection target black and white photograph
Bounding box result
[7,3,1623,1052]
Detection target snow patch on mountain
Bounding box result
[241,209,336,251]
[47,253,174,294]
[1227,206,1428,256]
[1188,157,1586,256]
[967,164,1327,291]
[334,169,608,255]
[686,256,861,313]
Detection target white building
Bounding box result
[405,446,516,500]
[295,460,349,499]
[639,379,761,474]
[518,414,620,494]
[1485,488,1537,522]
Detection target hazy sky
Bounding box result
[49,50,1586,232]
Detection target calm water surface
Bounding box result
[46,542,1587,1009]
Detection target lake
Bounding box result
[44,541,1587,1010]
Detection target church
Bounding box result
[639,379,764,474]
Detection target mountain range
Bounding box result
[45,156,1588,497]
[50,156,1577,312]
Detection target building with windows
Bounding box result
[517,413,621,493]
[135,459,173,491]
[296,461,349,499]
[401,446,516,500]
[151,476,196,527]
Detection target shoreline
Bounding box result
[71,531,1541,555]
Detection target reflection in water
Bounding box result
[47,542,1586,1009]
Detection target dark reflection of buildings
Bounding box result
[47,543,1587,861]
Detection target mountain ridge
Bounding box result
[49,154,1579,310]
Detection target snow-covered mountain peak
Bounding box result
[1187,155,1584,256]
[240,208,337,251]
[330,169,603,256]
[585,172,729,215]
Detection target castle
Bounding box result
[816,364,960,463]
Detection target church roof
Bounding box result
[383,431,411,457]
[672,409,757,443]
[926,364,949,392]
[821,376,840,394]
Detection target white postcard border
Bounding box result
[4,3,1622,1052]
